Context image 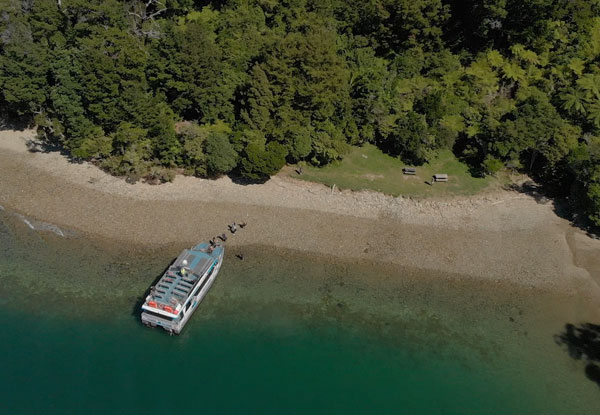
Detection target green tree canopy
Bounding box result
[0,0,598,224]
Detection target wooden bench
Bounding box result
[402,167,416,175]
[432,174,448,182]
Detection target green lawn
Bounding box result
[289,144,504,198]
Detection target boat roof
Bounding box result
[148,243,223,310]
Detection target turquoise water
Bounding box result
[0,212,599,414]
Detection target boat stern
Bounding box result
[141,299,183,334]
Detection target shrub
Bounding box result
[240,130,287,181]
[482,156,504,176]
[204,131,238,176]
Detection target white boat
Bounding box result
[141,242,224,335]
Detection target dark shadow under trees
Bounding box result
[0,113,32,131]
[504,180,600,238]
[555,323,600,388]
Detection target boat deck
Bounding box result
[151,243,222,308]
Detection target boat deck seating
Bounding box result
[150,243,222,309]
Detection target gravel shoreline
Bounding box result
[1,128,599,301]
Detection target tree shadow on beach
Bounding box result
[24,135,87,164]
[229,173,270,185]
[504,181,600,239]
[0,115,31,131]
[504,181,551,204]
[555,323,600,387]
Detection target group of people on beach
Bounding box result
[208,221,247,257]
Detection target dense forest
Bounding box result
[1,0,599,224]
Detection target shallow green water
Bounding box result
[0,212,598,414]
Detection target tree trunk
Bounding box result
[529,149,537,171]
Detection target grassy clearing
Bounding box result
[289,144,505,198]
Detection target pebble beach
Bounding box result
[0,128,599,301]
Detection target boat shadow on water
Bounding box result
[555,323,600,388]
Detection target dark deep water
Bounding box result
[0,211,599,414]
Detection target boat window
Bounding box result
[144,311,174,322]
[189,262,216,299]
[185,301,191,311]
[194,273,210,296]
[207,265,215,278]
